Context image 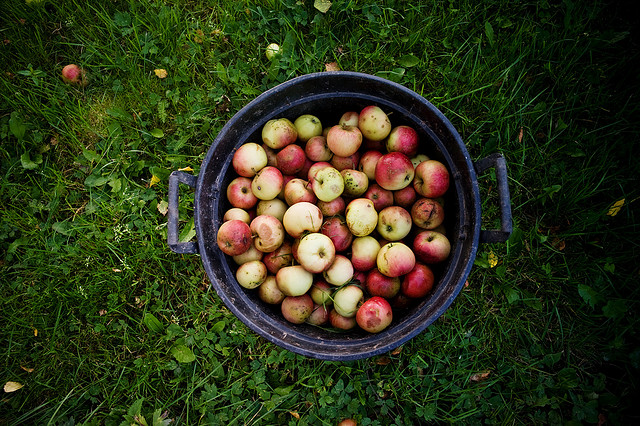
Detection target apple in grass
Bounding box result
[411,198,445,230]
[276,265,314,296]
[284,178,317,206]
[232,142,268,177]
[413,160,450,198]
[223,207,251,224]
[358,150,384,181]
[377,206,412,241]
[323,254,354,286]
[375,152,415,191]
[61,64,88,86]
[250,214,285,253]
[235,260,268,289]
[364,184,394,211]
[227,177,258,209]
[386,125,419,157]
[262,118,298,150]
[350,236,381,272]
[356,297,393,333]
[345,198,378,237]
[258,275,286,305]
[402,262,435,298]
[326,124,363,157]
[263,241,293,274]
[333,285,364,318]
[321,216,353,252]
[365,269,401,299]
[251,166,284,201]
[216,219,252,256]
[281,294,314,324]
[305,135,333,162]
[311,166,344,202]
[413,230,451,264]
[341,169,369,197]
[377,242,416,277]
[317,196,346,217]
[310,280,333,307]
[296,232,336,274]
[339,111,359,127]
[276,144,307,175]
[358,105,392,141]
[256,198,288,222]
[393,185,418,210]
[294,114,323,142]
[331,151,361,171]
[330,308,357,330]
[282,201,323,238]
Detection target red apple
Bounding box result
[413,160,450,198]
[216,219,252,256]
[377,242,416,277]
[364,183,394,211]
[402,263,435,298]
[320,215,353,252]
[386,125,419,157]
[227,176,258,209]
[307,304,330,326]
[61,64,87,86]
[412,230,451,264]
[330,151,361,171]
[284,178,317,206]
[356,296,393,333]
[358,150,384,181]
[276,144,307,175]
[232,142,268,177]
[327,124,363,157]
[365,269,401,299]
[375,152,415,191]
[263,241,293,274]
[393,185,418,210]
[329,308,357,330]
[350,236,381,272]
[317,196,346,217]
[304,135,333,162]
[307,161,332,182]
[376,205,412,241]
[281,294,314,324]
[411,198,445,230]
[251,166,284,200]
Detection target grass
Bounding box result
[1,0,638,424]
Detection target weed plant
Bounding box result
[1,0,638,425]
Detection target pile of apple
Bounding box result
[216,105,452,334]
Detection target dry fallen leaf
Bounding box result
[154,69,168,79]
[518,127,524,143]
[469,371,491,382]
[607,199,625,217]
[325,62,340,72]
[4,381,24,392]
[20,366,34,373]
[289,411,300,420]
[375,356,392,365]
[391,346,403,356]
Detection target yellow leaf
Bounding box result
[607,199,625,216]
[4,381,24,392]
[178,166,194,172]
[289,412,300,420]
[33,328,38,337]
[325,61,340,72]
[154,69,168,79]
[149,175,161,187]
[20,366,34,373]
[488,251,498,268]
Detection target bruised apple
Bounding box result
[356,297,393,333]
[217,220,252,256]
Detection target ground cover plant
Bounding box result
[1,0,638,424]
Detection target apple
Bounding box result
[276,265,314,296]
[411,153,430,168]
[375,152,415,191]
[265,43,281,60]
[296,232,336,273]
[311,166,344,202]
[263,241,293,274]
[61,64,87,86]
[276,144,306,175]
[358,105,391,141]
[356,297,393,333]
[258,275,286,305]
[358,150,384,181]
[278,174,296,200]
[262,143,278,166]
[216,219,252,256]
[413,160,450,198]
[281,294,314,324]
[364,184,394,211]
[320,216,353,252]
[377,242,416,277]
[232,142,268,177]
[386,125,419,157]
[376,206,412,241]
[262,118,298,150]
[297,157,314,180]
[331,151,361,171]
[304,135,333,162]
[294,114,323,142]
[350,236,381,272]
[345,198,378,237]
[333,285,364,318]
[339,111,359,127]
[365,269,401,299]
[341,169,369,197]
[326,125,363,157]
[352,270,367,286]
[307,161,332,182]
[251,166,284,201]
[250,214,285,253]
[227,176,258,209]
[282,201,323,238]
[284,178,317,206]
[223,207,251,223]
[337,419,358,426]
[323,254,354,286]
[402,263,435,298]
[412,230,451,264]
[235,260,268,289]
[307,304,330,326]
[232,241,263,265]
[393,185,418,210]
[329,308,357,330]
[411,198,445,230]
[310,280,333,306]
[256,198,288,222]
[317,196,346,217]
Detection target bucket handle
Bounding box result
[474,153,513,244]
[167,171,199,254]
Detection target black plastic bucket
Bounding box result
[168,71,512,361]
